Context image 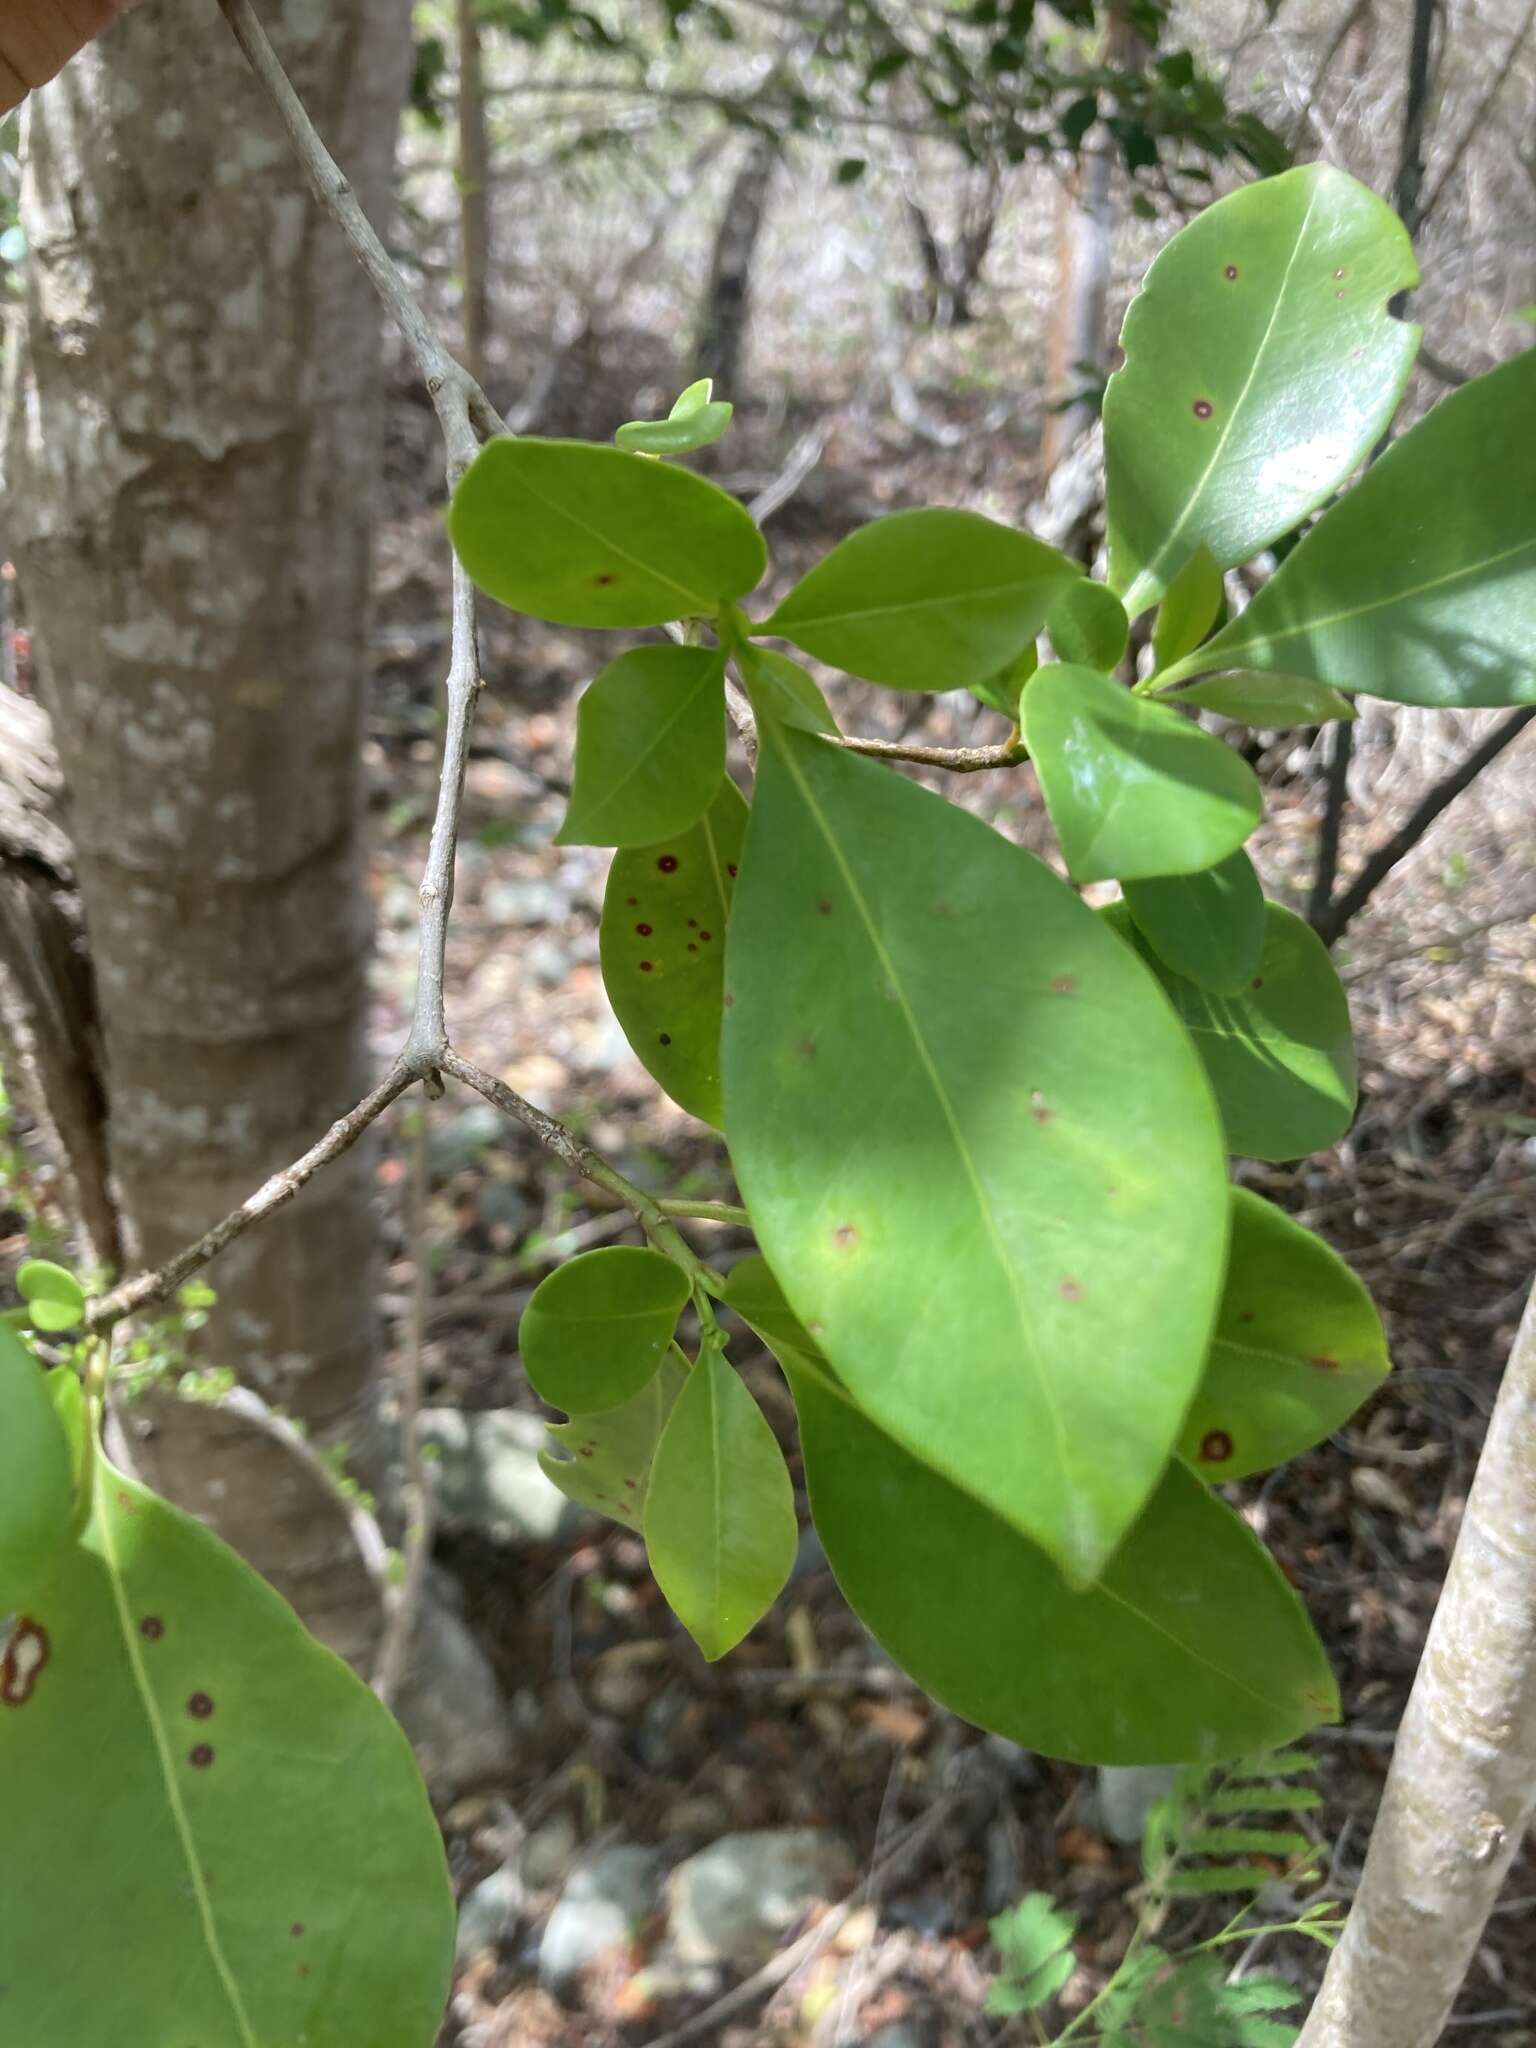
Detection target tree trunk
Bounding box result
[1298,1274,1536,2046]
[455,0,490,385]
[694,133,777,398]
[2,0,404,1666]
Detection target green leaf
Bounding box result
[1107,900,1356,1161]
[1208,1782,1324,1812]
[1105,163,1419,615]
[600,776,746,1127]
[721,1253,829,1366]
[760,508,1079,691]
[643,1346,797,1659]
[1022,663,1262,883]
[1157,350,1536,707]
[1163,1864,1276,1895]
[723,726,1229,1584]
[1164,670,1357,727]
[986,1893,1078,2016]
[1047,579,1129,671]
[16,1257,87,1333]
[540,1351,687,1532]
[1123,851,1266,995]
[971,640,1038,721]
[556,646,725,847]
[741,645,840,734]
[1224,1747,1318,1780]
[788,1353,1338,1764]
[1182,1188,1389,1481]
[1152,542,1225,673]
[615,391,735,456]
[519,1246,689,1413]
[0,1457,453,2045]
[0,1325,75,1611]
[1184,1826,1313,1859]
[447,436,766,627]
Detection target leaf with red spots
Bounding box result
[1022,663,1261,883]
[723,719,1229,1587]
[540,1351,687,1533]
[0,1324,74,1611]
[1180,1188,1390,1483]
[556,645,725,848]
[1105,163,1418,616]
[0,1457,452,2046]
[519,1245,688,1414]
[787,1349,1337,1763]
[600,776,746,1127]
[644,1345,797,1660]
[447,436,766,628]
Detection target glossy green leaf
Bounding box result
[741,645,839,734]
[447,436,766,628]
[1108,900,1357,1161]
[1106,163,1419,615]
[670,378,714,417]
[1164,670,1357,727]
[789,1352,1338,1764]
[1047,579,1129,671]
[1151,543,1225,674]
[16,1257,86,1333]
[0,1325,74,1612]
[1158,350,1536,708]
[1182,1188,1389,1482]
[540,1351,687,1532]
[722,725,1228,1585]
[600,776,746,1127]
[971,640,1038,721]
[45,1363,93,1539]
[760,508,1079,691]
[615,397,734,456]
[1022,663,1262,883]
[721,1254,828,1367]
[1123,851,1265,995]
[556,646,725,848]
[520,1246,688,1414]
[644,1346,797,1659]
[0,1457,452,2045]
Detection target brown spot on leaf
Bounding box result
[1310,1354,1341,1373]
[658,1032,672,1046]
[795,1033,816,1059]
[833,1224,859,1251]
[189,1745,215,1769]
[1051,975,1077,996]
[1,1618,49,1708]
[1030,1089,1053,1126]
[657,855,679,874]
[1199,1429,1234,1463]
[686,942,698,953]
[727,863,739,878]
[639,960,654,973]
[817,899,833,916]
[723,993,734,1008]
[290,1923,305,1940]
[187,1692,215,1719]
[699,930,713,942]
[1059,1277,1084,1303]
[593,573,617,586]
[626,896,638,907]
[1238,1310,1255,1324]
[1251,976,1264,989]
[140,1616,165,1640]
[1192,398,1214,419]
[635,922,653,936]
[1224,263,1239,280]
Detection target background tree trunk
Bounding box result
[2,0,405,1665]
[1297,1275,1536,2047]
[455,0,490,385]
[694,132,777,398]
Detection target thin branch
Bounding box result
[404,557,481,1074]
[214,0,503,477]
[85,1064,418,1333]
[1308,720,1354,928]
[655,1200,751,1225]
[373,1105,436,1708]
[1314,708,1536,946]
[835,732,1028,773]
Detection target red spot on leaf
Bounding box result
[699,930,712,942]
[635,922,653,936]
[1224,263,1239,280]
[639,960,654,973]
[1251,976,1264,989]
[1192,398,1214,420]
[686,942,698,953]
[189,1744,215,1769]
[140,1616,165,1640]
[833,1224,859,1250]
[1,1618,49,1707]
[1199,1429,1234,1463]
[1238,1310,1256,1324]
[1059,1277,1084,1303]
[593,573,617,586]
[657,855,679,874]
[187,1692,215,1719]
[727,863,738,878]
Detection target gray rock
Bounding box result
[666,1829,856,1970]
[456,1864,524,1963]
[1095,1765,1178,1846]
[867,2020,937,2048]
[540,1845,663,1991]
[520,1813,579,1890]
[393,1570,516,1803]
[482,876,569,927]
[419,1407,587,1546]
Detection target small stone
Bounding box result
[520,1812,579,1890]
[456,1864,524,1963]
[418,1408,587,1547]
[539,1845,662,1992]
[665,1830,856,1970]
[867,2019,937,2048]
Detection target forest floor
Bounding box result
[350,348,1536,2048]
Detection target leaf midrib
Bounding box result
[500,456,714,613]
[568,658,721,840]
[98,1482,259,2048]
[772,732,1076,1535]
[770,573,1057,637]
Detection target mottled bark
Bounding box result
[2,0,406,1665]
[1298,1276,1536,2047]
[694,133,776,399]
